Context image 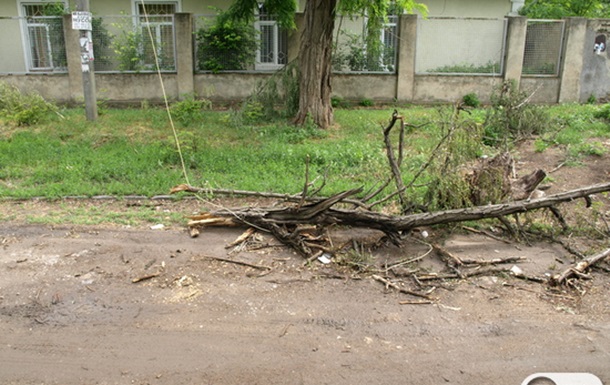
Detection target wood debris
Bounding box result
[550,248,610,286]
[173,110,610,291]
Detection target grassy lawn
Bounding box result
[0,102,608,206]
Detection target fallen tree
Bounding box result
[173,109,610,290]
[180,181,610,253]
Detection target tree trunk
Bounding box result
[294,0,336,129]
[195,182,610,243]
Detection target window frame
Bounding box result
[19,1,68,72]
[131,0,180,71]
[254,6,286,71]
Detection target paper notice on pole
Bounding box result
[72,11,92,31]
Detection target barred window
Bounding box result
[22,2,67,71]
[255,5,287,71]
[135,1,177,70]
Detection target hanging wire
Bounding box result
[137,2,242,218]
[138,1,190,186]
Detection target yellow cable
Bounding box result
[139,1,190,186]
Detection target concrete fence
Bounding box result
[1,13,608,106]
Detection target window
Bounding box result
[255,6,287,71]
[21,2,68,71]
[380,14,398,72]
[134,1,178,70]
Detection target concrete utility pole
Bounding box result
[74,0,97,121]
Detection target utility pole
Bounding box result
[73,0,97,121]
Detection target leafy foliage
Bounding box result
[334,1,427,73]
[170,95,212,127]
[233,62,300,124]
[226,0,427,127]
[462,93,481,108]
[0,82,59,126]
[36,2,68,69]
[429,61,501,74]
[227,0,297,29]
[519,0,610,18]
[110,17,147,71]
[332,30,396,72]
[593,103,610,121]
[196,11,257,73]
[483,81,549,147]
[424,106,486,210]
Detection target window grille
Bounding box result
[137,2,176,71]
[333,14,399,73]
[255,9,288,71]
[22,4,67,72]
[381,15,399,72]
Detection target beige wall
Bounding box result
[0,17,27,72]
[0,1,18,14]
[423,0,511,17]
[416,17,507,73]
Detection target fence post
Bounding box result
[63,14,83,103]
[558,17,587,103]
[504,16,527,88]
[175,13,195,99]
[396,14,417,102]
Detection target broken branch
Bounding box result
[203,255,272,270]
[550,248,610,286]
[372,274,435,300]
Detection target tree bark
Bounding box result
[203,182,610,239]
[293,0,336,129]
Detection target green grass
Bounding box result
[0,103,608,202]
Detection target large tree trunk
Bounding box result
[294,0,336,129]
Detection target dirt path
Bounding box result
[1,218,608,385]
[1,139,610,384]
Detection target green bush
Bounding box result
[483,80,549,147]
[170,95,212,126]
[332,30,395,73]
[111,19,146,71]
[462,93,480,108]
[0,82,58,126]
[359,98,374,107]
[593,104,610,121]
[196,12,257,73]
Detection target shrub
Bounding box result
[111,18,146,71]
[170,95,212,126]
[483,80,549,147]
[424,107,486,210]
[593,104,610,121]
[196,11,257,73]
[0,82,58,126]
[359,98,374,107]
[462,93,480,108]
[232,62,300,124]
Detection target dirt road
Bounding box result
[1,218,608,385]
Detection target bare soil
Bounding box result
[1,139,609,385]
